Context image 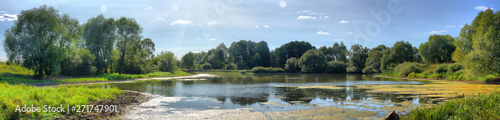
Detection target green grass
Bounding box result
[381,63,499,82]
[0,62,57,84]
[404,90,500,120]
[251,67,284,73]
[0,83,124,119]
[59,78,109,82]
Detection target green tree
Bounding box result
[452,24,474,62]
[251,53,262,67]
[3,6,79,77]
[381,41,416,71]
[326,61,347,73]
[82,14,116,73]
[347,44,369,73]
[115,17,142,75]
[182,51,195,71]
[157,51,177,72]
[229,40,257,69]
[332,42,348,62]
[254,41,271,67]
[284,57,299,72]
[419,34,455,64]
[299,49,327,73]
[363,45,386,73]
[272,41,315,68]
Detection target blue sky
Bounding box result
[0,0,498,61]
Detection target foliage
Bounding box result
[434,64,449,74]
[229,40,257,69]
[347,44,369,73]
[3,5,80,77]
[381,41,418,71]
[181,52,195,71]
[326,61,347,73]
[332,42,348,62]
[0,83,124,119]
[395,62,423,77]
[82,14,116,73]
[419,34,455,64]
[271,41,315,68]
[254,41,271,67]
[251,67,284,73]
[201,62,212,70]
[448,63,464,73]
[157,51,177,72]
[115,17,143,74]
[284,57,299,72]
[405,90,500,120]
[363,45,386,73]
[299,49,327,73]
[224,63,238,70]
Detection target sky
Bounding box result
[0,0,498,61]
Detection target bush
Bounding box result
[428,73,444,79]
[201,63,212,70]
[224,63,238,70]
[299,50,327,73]
[434,64,449,74]
[448,63,464,73]
[252,67,284,73]
[284,57,299,72]
[408,72,417,78]
[326,61,347,73]
[395,62,422,77]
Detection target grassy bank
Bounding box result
[404,90,500,119]
[0,62,195,84]
[0,83,123,119]
[381,62,499,82]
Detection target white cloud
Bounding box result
[459,25,464,28]
[323,16,329,19]
[155,18,165,22]
[209,38,216,41]
[170,19,192,25]
[475,6,494,11]
[279,1,286,8]
[0,11,5,14]
[344,32,353,35]
[445,25,456,28]
[339,20,350,24]
[297,16,316,19]
[101,5,107,13]
[144,7,152,11]
[0,14,18,21]
[428,30,448,34]
[254,26,260,28]
[264,25,269,28]
[335,38,344,41]
[207,20,222,25]
[316,31,330,35]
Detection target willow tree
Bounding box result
[82,14,116,73]
[115,17,142,75]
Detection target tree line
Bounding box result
[3,5,178,78]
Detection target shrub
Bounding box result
[284,57,299,72]
[416,73,427,78]
[408,72,418,78]
[434,64,449,74]
[448,63,464,73]
[326,61,347,73]
[252,67,284,73]
[395,62,422,77]
[201,63,212,70]
[224,63,238,70]
[428,73,444,79]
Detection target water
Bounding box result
[105,73,500,119]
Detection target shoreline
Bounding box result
[374,75,500,84]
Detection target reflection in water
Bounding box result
[107,73,425,107]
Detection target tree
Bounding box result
[251,53,262,67]
[326,61,347,73]
[458,9,500,75]
[419,34,455,64]
[284,57,299,72]
[254,41,271,67]
[3,5,79,77]
[332,42,348,62]
[82,14,116,73]
[272,41,315,68]
[299,49,327,73]
[363,45,386,73]
[157,51,177,72]
[229,40,257,69]
[115,17,142,75]
[381,41,416,71]
[347,44,369,73]
[182,52,195,71]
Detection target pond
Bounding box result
[107,73,500,119]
